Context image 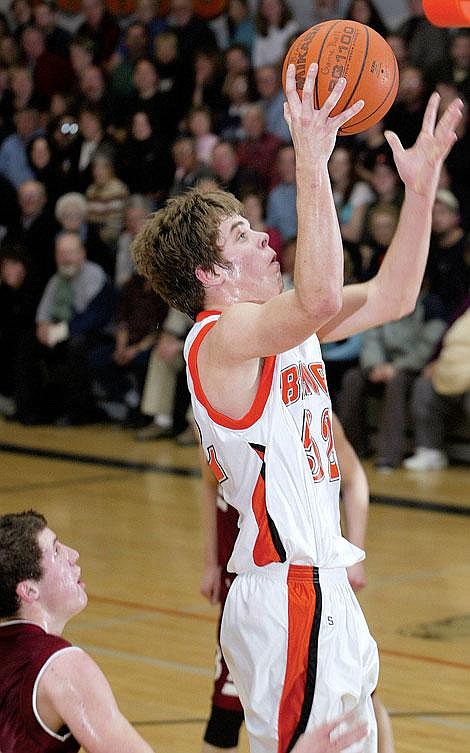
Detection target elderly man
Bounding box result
[21,231,114,424]
[0,510,367,753]
[4,179,57,291]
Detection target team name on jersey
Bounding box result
[280,361,329,406]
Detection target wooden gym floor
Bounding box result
[0,417,469,753]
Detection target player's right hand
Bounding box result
[292,712,367,753]
[283,63,364,165]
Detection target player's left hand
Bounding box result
[347,562,367,592]
[200,563,222,605]
[384,93,463,198]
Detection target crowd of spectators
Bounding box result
[0,0,469,467]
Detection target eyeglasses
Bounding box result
[60,122,79,135]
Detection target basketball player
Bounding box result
[0,509,367,753]
[132,62,462,753]
[199,451,244,753]
[199,414,394,753]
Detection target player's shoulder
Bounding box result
[188,303,265,374]
[202,303,264,351]
[213,302,264,332]
[40,646,109,697]
[191,303,260,340]
[40,647,93,682]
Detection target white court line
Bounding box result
[368,564,470,591]
[77,647,470,731]
[78,643,212,677]
[70,612,165,630]
[417,715,470,732]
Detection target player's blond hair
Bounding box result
[132,188,242,318]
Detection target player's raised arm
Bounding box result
[208,63,365,362]
[318,93,464,343]
[132,63,365,364]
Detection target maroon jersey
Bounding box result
[0,621,80,753]
[213,488,243,713]
[216,486,239,572]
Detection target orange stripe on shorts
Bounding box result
[277,565,321,753]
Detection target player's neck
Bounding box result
[19,607,66,636]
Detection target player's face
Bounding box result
[217,214,282,303]
[37,527,88,619]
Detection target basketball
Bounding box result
[282,20,399,136]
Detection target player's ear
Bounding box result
[16,580,40,604]
[195,266,225,288]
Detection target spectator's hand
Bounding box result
[114,346,138,365]
[347,561,367,593]
[156,332,183,362]
[292,711,367,753]
[423,360,437,379]
[283,63,364,166]
[113,347,127,365]
[37,322,69,348]
[200,563,221,605]
[384,93,463,198]
[369,363,396,383]
[47,322,69,347]
[36,322,50,346]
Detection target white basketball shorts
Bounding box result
[220,562,379,753]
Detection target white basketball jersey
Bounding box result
[185,311,364,574]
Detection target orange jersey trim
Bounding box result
[196,310,223,321]
[188,315,276,430]
[249,444,285,566]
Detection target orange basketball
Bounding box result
[282,19,399,136]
